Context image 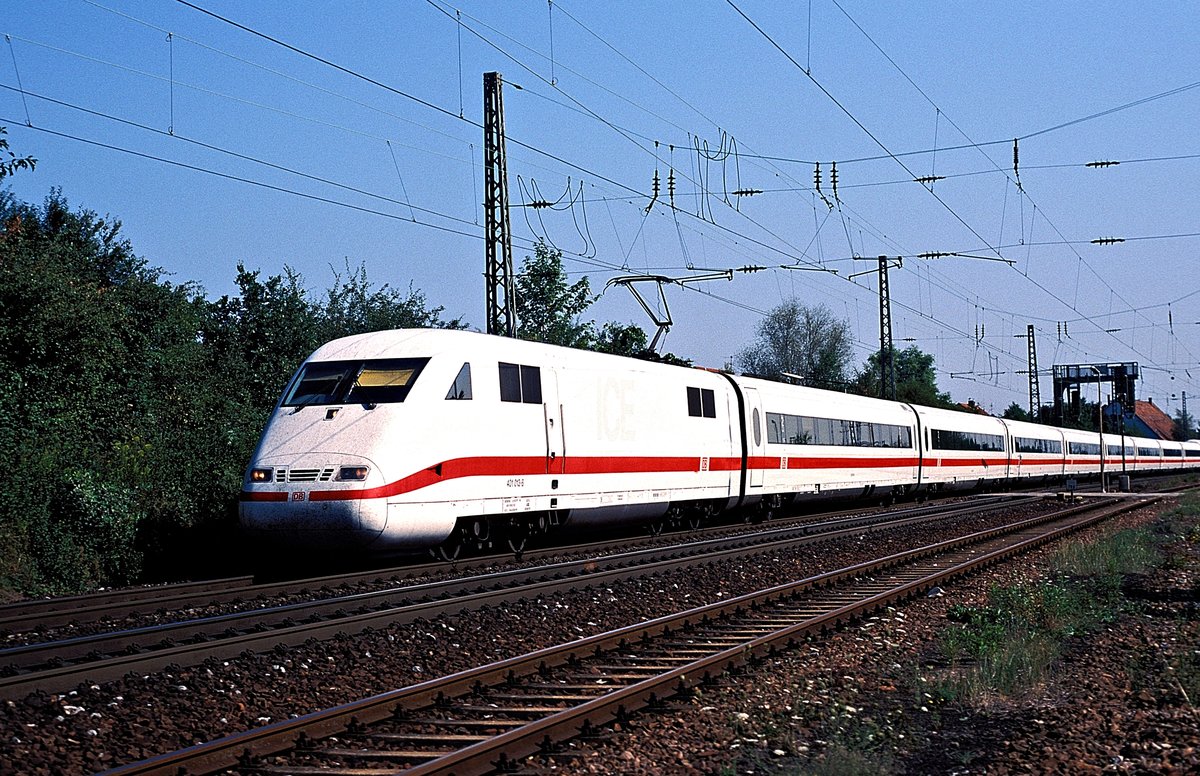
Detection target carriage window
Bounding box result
[1014,436,1062,454]
[446,363,472,400]
[499,362,542,404]
[283,358,429,406]
[765,411,912,448]
[930,429,1005,452]
[286,362,354,407]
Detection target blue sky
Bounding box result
[3,1,1199,414]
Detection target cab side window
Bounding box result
[446,363,472,400]
[499,362,542,404]
[687,386,716,418]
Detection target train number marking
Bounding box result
[506,478,525,488]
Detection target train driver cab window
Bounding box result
[345,361,425,404]
[283,358,429,408]
[446,363,472,400]
[499,362,543,404]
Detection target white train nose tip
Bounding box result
[239,497,383,549]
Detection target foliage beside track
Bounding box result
[0,190,464,593]
[0,185,670,594]
[933,517,1171,700]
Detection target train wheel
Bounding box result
[431,537,463,562]
[686,513,703,531]
[506,533,528,555]
[647,519,665,537]
[467,518,491,551]
[759,495,782,522]
[506,519,530,556]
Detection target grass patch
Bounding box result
[1165,491,1200,518]
[935,525,1169,700]
[801,746,892,776]
[1129,647,1200,708]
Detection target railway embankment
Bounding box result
[549,497,1199,774]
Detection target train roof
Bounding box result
[303,328,722,378]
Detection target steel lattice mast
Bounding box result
[483,72,516,337]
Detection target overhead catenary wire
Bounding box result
[429,0,1099,386]
[9,2,1196,400]
[724,0,1200,392]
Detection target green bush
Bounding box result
[0,190,468,593]
[29,470,143,591]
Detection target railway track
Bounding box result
[6,472,1175,637]
[0,495,1037,701]
[101,494,1160,776]
[0,493,1018,634]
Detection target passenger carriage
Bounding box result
[909,405,1009,491]
[999,418,1065,484]
[1061,427,1104,480]
[738,376,920,503]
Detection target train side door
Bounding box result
[743,386,765,488]
[543,369,565,474]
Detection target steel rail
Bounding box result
[0,495,1030,700]
[0,473,1179,631]
[0,576,255,624]
[0,493,1019,633]
[99,494,1159,776]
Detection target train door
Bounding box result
[543,369,565,474]
[743,386,765,488]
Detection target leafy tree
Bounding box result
[515,241,595,348]
[855,345,955,408]
[318,260,466,341]
[593,320,694,366]
[1172,406,1195,441]
[594,320,648,356]
[1003,402,1031,421]
[0,190,210,590]
[204,264,319,412]
[0,187,468,593]
[737,300,854,388]
[0,127,36,180]
[511,242,693,365]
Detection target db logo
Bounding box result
[291,491,307,502]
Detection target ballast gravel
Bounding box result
[530,501,1199,775]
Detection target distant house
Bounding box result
[957,400,990,416]
[1116,399,1176,440]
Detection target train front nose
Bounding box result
[239,456,387,550]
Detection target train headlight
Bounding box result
[249,467,273,483]
[337,466,369,481]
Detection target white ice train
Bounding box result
[239,329,1200,557]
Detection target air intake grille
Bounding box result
[283,467,335,483]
